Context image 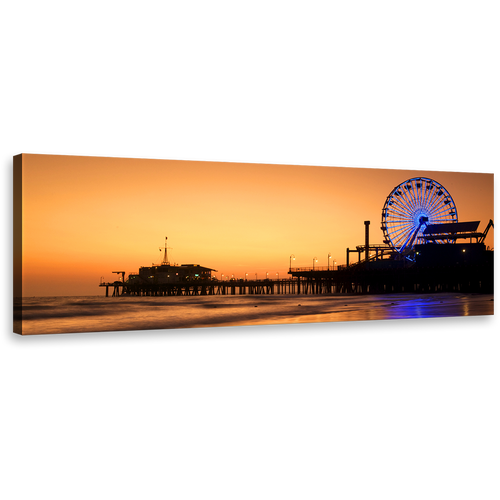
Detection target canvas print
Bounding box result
[13,154,494,335]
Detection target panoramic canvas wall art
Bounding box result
[13,154,494,335]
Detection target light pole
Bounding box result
[266,272,269,279]
[289,254,295,270]
[313,257,317,270]
[276,272,279,280]
[245,273,248,281]
[328,252,331,270]
[255,273,258,280]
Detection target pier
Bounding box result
[100,209,494,298]
[99,278,300,297]
[99,253,493,297]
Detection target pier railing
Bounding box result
[289,266,337,272]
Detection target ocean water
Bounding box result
[14,293,494,335]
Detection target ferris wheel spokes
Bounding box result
[381,177,458,260]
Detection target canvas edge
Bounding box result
[13,154,23,335]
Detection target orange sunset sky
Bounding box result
[19,154,494,296]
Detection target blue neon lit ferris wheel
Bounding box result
[381,177,458,259]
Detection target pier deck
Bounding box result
[100,256,493,297]
[99,279,299,297]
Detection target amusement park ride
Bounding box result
[369,177,493,264]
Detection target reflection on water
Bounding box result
[15,293,494,335]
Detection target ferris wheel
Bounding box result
[381,177,458,259]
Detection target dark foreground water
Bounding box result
[14,293,494,335]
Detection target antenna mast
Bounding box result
[160,236,171,265]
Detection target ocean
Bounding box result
[14,293,494,335]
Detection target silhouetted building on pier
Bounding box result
[130,263,215,285]
[130,236,216,284]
